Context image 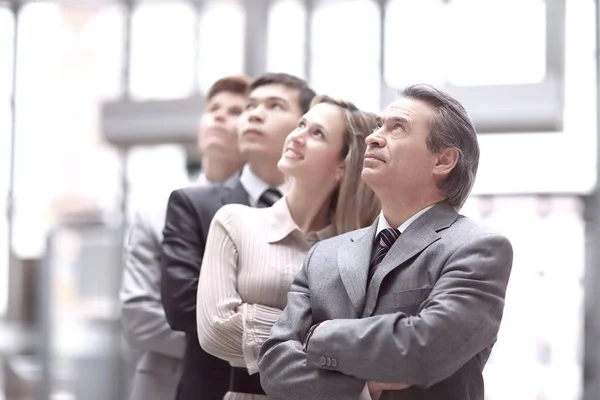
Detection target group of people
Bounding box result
[119,72,513,400]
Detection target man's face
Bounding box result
[361,97,437,192]
[198,91,246,161]
[237,84,304,162]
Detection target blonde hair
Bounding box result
[310,95,381,235]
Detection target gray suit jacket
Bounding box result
[120,204,186,400]
[120,173,238,400]
[259,201,513,400]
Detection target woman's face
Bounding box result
[278,102,346,190]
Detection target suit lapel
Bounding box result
[362,202,459,318]
[223,180,250,206]
[337,220,378,317]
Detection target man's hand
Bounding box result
[368,381,411,400]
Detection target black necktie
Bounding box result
[368,228,400,281]
[257,188,282,208]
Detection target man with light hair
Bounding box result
[120,75,250,400]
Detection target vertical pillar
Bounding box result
[583,2,600,398]
[243,0,271,78]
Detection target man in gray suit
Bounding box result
[119,75,250,400]
[259,84,513,400]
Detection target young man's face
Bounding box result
[198,91,246,162]
[237,83,304,163]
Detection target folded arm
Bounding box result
[197,207,281,373]
[120,210,185,359]
[306,233,513,388]
[259,244,366,400]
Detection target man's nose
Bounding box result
[365,129,385,148]
[247,104,265,122]
[213,109,227,122]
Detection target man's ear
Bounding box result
[433,147,459,178]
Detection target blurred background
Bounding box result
[0,0,597,399]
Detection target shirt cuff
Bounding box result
[302,322,323,353]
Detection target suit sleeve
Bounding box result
[305,233,513,388]
[197,206,282,374]
[161,189,207,333]
[119,209,186,359]
[258,244,366,400]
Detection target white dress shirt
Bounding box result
[375,204,435,236]
[195,171,238,188]
[238,165,291,207]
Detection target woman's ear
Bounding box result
[335,162,345,182]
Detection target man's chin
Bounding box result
[361,168,381,187]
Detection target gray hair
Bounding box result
[400,84,480,209]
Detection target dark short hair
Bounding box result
[207,75,251,101]
[249,72,316,113]
[400,84,480,209]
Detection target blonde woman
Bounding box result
[196,95,380,400]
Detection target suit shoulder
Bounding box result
[173,183,229,203]
[448,215,510,244]
[313,226,371,250]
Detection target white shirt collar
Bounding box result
[195,171,238,188]
[376,204,435,236]
[239,164,290,207]
[196,172,210,186]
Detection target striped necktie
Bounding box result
[257,188,282,208]
[369,228,400,281]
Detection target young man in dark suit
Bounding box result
[160,73,316,400]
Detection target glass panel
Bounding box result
[12,2,62,259]
[0,6,15,317]
[45,223,124,400]
[82,3,125,100]
[463,196,583,400]
[384,0,446,88]
[446,0,546,86]
[126,145,189,221]
[385,0,546,87]
[197,0,245,93]
[129,1,195,100]
[311,0,380,112]
[267,0,306,78]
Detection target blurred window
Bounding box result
[384,0,446,87]
[83,3,125,100]
[197,0,245,93]
[310,0,381,112]
[385,0,546,87]
[267,0,307,79]
[446,0,546,86]
[0,5,15,316]
[12,2,62,260]
[130,1,196,100]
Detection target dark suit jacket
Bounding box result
[161,180,250,400]
[259,201,513,400]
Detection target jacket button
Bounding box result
[326,357,332,366]
[331,358,338,367]
[320,357,326,366]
